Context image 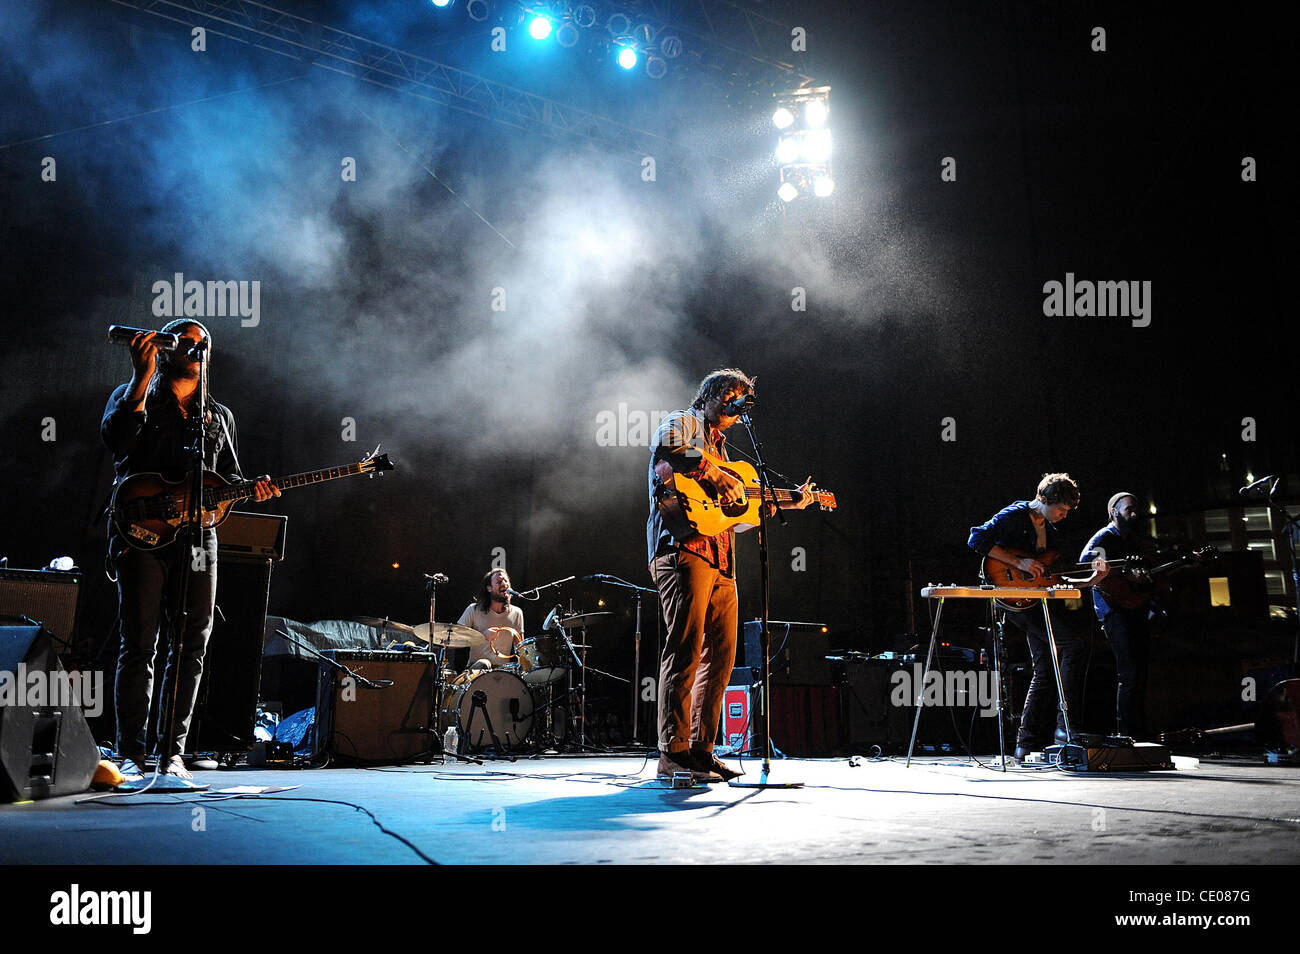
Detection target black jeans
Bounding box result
[113,530,218,759]
[1103,608,1150,736]
[1003,604,1085,748]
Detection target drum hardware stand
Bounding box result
[461,689,515,760]
[420,572,481,764]
[587,575,658,748]
[730,407,802,789]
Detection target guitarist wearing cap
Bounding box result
[647,368,819,783]
[1081,493,1160,739]
[102,321,279,780]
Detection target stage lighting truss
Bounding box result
[774,86,833,201]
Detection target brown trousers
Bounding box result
[650,549,738,753]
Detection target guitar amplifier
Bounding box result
[315,650,439,763]
[0,568,81,650]
[743,619,831,685]
[217,511,287,561]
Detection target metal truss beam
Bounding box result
[108,0,729,170]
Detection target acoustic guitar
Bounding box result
[654,448,836,542]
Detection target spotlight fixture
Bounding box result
[646,56,668,79]
[556,21,580,46]
[573,4,596,28]
[772,86,834,202]
[430,0,453,7]
[528,15,552,39]
[607,12,631,35]
[659,33,682,58]
[466,0,490,21]
[617,46,638,69]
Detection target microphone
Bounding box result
[723,394,755,416]
[425,572,449,584]
[506,586,530,600]
[1239,475,1276,496]
[107,325,181,351]
[583,574,612,582]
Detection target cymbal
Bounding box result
[412,621,486,648]
[352,616,419,638]
[557,612,614,629]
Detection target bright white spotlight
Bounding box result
[529,16,552,39]
[431,0,452,6]
[804,99,828,127]
[775,137,799,164]
[772,107,794,129]
[617,46,638,69]
[813,176,835,197]
[802,129,831,163]
[777,182,799,203]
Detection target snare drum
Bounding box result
[440,669,535,750]
[516,634,569,685]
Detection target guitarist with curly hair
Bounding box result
[646,368,817,783]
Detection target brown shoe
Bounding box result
[657,750,722,784]
[691,749,744,781]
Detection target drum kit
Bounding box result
[380,610,613,756]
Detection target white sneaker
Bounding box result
[163,755,193,779]
[119,758,145,781]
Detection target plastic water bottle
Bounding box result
[443,725,459,755]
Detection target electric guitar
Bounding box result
[110,450,393,550]
[1094,546,1217,610]
[980,547,1140,611]
[654,448,836,542]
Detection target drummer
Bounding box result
[456,568,524,670]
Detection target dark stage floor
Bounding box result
[3,752,1298,866]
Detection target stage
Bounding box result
[4,753,1298,866]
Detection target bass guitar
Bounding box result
[654,448,836,542]
[110,450,393,550]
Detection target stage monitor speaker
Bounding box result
[0,568,81,650]
[0,625,99,801]
[315,650,439,763]
[743,619,831,685]
[190,555,273,753]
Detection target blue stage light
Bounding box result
[617,46,638,69]
[529,16,553,40]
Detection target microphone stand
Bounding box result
[587,574,657,747]
[151,344,210,792]
[730,409,802,789]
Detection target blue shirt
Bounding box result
[968,500,1060,558]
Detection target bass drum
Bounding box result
[440,669,535,751]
